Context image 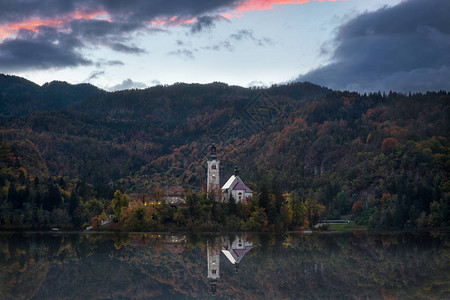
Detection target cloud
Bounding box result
[150,79,161,86]
[94,60,124,68]
[0,0,334,72]
[230,29,273,46]
[104,60,124,66]
[224,0,346,18]
[190,16,215,33]
[0,1,238,25]
[247,80,268,88]
[206,29,274,51]
[108,79,148,91]
[84,70,105,82]
[0,0,240,71]
[190,15,228,34]
[207,40,234,51]
[168,49,196,60]
[296,0,450,92]
[0,0,340,25]
[68,19,143,39]
[109,42,145,54]
[0,27,91,71]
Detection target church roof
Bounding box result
[233,247,253,260]
[222,175,237,190]
[233,181,252,193]
[221,246,253,265]
[221,249,237,264]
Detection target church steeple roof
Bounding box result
[209,143,218,160]
[234,166,239,176]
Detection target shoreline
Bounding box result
[1,229,448,235]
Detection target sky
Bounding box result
[0,0,448,93]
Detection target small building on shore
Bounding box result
[164,186,186,205]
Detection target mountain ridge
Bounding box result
[0,74,104,118]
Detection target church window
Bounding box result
[212,270,217,274]
[212,164,216,169]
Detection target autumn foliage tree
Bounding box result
[352,200,364,214]
[381,138,398,153]
[112,190,129,221]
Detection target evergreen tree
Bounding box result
[228,195,237,216]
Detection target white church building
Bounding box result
[206,143,253,202]
[221,166,253,202]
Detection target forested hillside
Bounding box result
[0,76,448,230]
[0,74,103,118]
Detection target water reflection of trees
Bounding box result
[0,232,448,299]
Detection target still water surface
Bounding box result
[0,231,449,299]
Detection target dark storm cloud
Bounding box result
[0,0,239,71]
[69,19,144,38]
[297,0,450,92]
[0,0,85,24]
[97,0,237,23]
[69,19,146,53]
[0,0,239,24]
[0,27,91,71]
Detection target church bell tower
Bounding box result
[207,239,220,294]
[207,143,220,199]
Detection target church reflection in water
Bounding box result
[207,236,254,294]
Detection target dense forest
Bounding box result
[0,74,448,231]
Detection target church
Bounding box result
[207,235,254,294]
[207,144,253,202]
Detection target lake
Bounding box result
[0,231,449,299]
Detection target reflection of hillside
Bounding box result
[0,232,448,299]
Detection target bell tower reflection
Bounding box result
[206,235,253,294]
[207,238,221,294]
